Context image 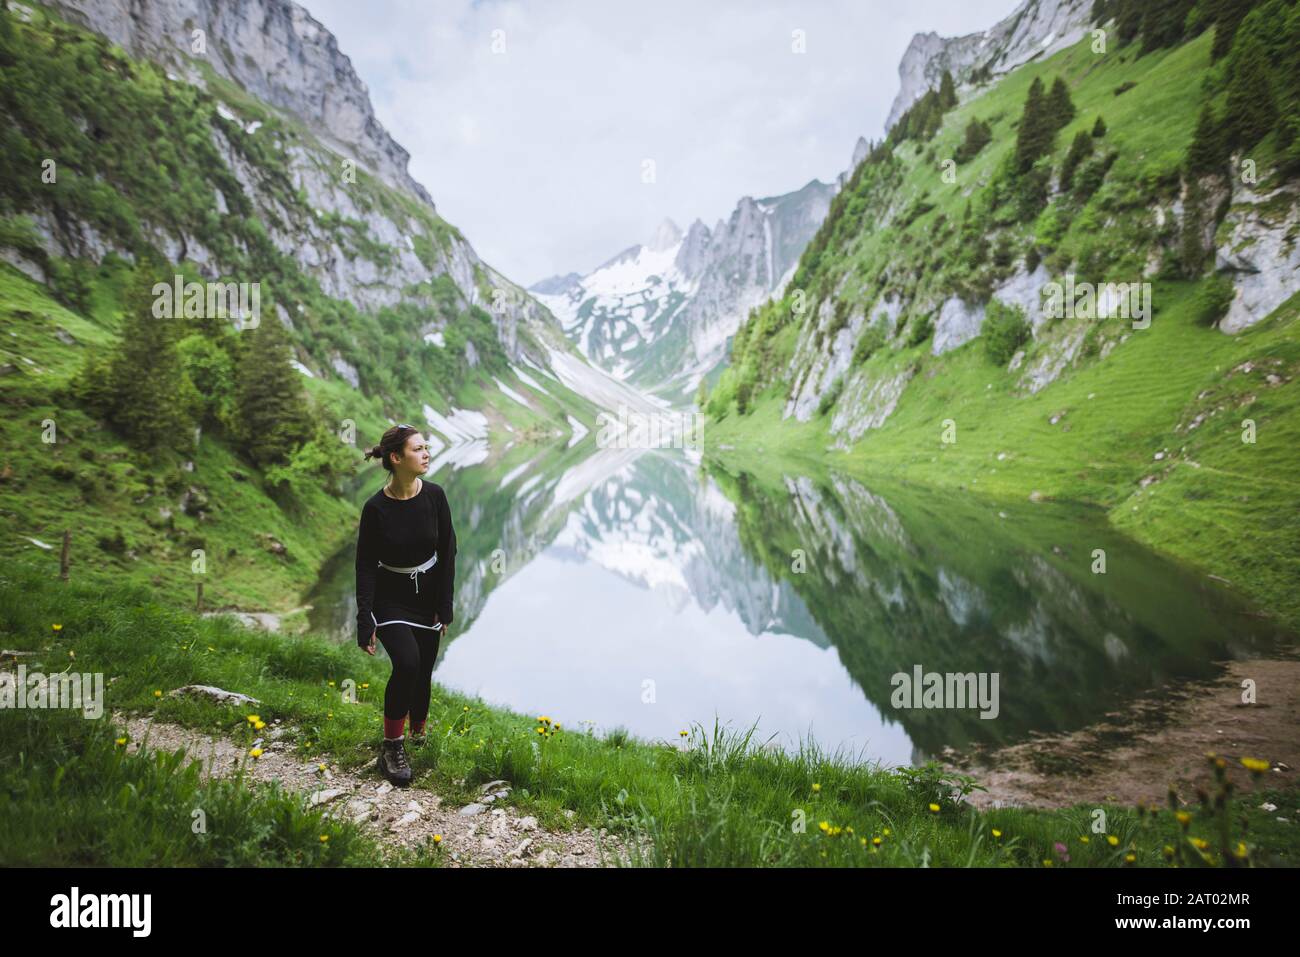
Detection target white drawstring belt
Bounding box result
[377,552,437,593]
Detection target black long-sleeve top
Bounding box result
[354,477,457,647]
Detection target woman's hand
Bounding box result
[363,630,376,656]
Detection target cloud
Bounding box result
[306,0,1016,285]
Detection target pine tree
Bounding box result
[1060,130,1095,190]
[939,70,958,110]
[1186,103,1228,174]
[1224,27,1277,148]
[1141,0,1196,51]
[1047,77,1076,129]
[1015,77,1055,174]
[1092,116,1108,137]
[231,308,313,468]
[1207,0,1260,61]
[103,261,197,452]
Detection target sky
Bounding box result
[306,0,1017,286]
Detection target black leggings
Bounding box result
[374,621,441,725]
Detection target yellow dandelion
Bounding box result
[928,803,940,813]
[1191,837,1208,850]
[249,747,264,758]
[1124,853,1136,863]
[818,821,830,832]
[860,837,868,847]
[1241,757,1270,773]
[318,763,327,772]
[319,835,329,843]
[536,727,545,734]
[883,828,891,836]
[254,720,266,730]
[153,690,162,698]
[68,649,75,659]
[872,836,882,846]
[1079,836,1090,844]
[361,682,369,689]
[327,712,333,719]
[811,783,821,793]
[432,834,442,844]
[247,715,261,724]
[327,681,335,687]
[1042,859,1053,867]
[52,623,63,632]
[991,828,1002,839]
[1162,845,1175,859]
[1107,835,1119,846]
[1175,811,1192,827]
[115,737,127,746]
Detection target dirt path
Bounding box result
[940,657,1300,811]
[110,709,638,867]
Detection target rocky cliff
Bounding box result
[885,0,1094,131]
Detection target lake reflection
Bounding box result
[306,443,1286,768]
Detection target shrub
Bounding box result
[1191,274,1235,327]
[853,324,887,364]
[982,299,1030,366]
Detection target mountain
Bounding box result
[0,0,672,613]
[885,0,1095,131]
[533,179,835,402]
[706,0,1300,631]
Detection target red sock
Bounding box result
[410,719,426,735]
[384,715,406,739]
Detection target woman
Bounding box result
[355,423,457,786]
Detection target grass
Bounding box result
[3,562,1296,867]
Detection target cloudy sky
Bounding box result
[307,0,1016,285]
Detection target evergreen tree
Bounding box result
[1224,28,1277,147]
[1141,0,1196,51]
[955,118,992,163]
[1060,130,1095,190]
[1186,103,1229,173]
[1015,77,1055,173]
[231,308,313,468]
[102,261,197,452]
[939,70,958,110]
[1092,115,1108,137]
[1207,0,1261,61]
[1047,77,1076,129]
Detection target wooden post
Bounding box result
[196,581,204,613]
[59,530,70,581]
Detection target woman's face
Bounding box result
[393,433,432,476]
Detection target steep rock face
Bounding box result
[44,0,433,205]
[536,180,834,400]
[18,0,574,378]
[886,0,1094,130]
[1216,182,1300,334]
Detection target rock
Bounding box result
[405,800,422,815]
[515,815,538,832]
[511,838,534,859]
[391,811,421,830]
[534,848,559,866]
[480,779,510,794]
[376,782,394,797]
[167,685,261,707]
[309,788,345,807]
[459,802,488,816]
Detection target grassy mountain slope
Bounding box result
[0,2,603,613]
[705,12,1300,629]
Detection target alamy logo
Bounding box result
[1042,273,1151,329]
[0,665,104,719]
[49,887,151,937]
[890,665,1000,719]
[152,274,261,329]
[595,403,704,449]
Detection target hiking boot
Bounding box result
[378,737,412,786]
[408,731,427,749]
